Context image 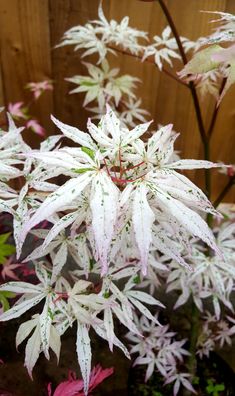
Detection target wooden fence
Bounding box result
[0,0,234,201]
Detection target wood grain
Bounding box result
[0,0,53,144]
[0,0,234,201]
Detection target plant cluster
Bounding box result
[0,2,235,395]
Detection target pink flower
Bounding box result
[27,80,53,100]
[48,365,114,396]
[26,119,45,137]
[8,102,27,119]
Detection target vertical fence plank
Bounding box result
[0,0,53,145]
[49,0,102,129]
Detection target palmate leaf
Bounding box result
[0,233,16,264]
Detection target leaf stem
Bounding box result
[155,2,206,390]
[187,302,200,375]
[107,45,188,86]
[207,78,226,141]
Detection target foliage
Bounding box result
[205,379,225,396]
[0,233,15,264]
[0,2,235,396]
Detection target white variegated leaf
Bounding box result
[104,307,114,351]
[132,183,155,275]
[0,293,45,321]
[51,242,68,283]
[90,171,119,275]
[21,172,94,245]
[51,115,96,149]
[24,324,41,378]
[16,316,39,349]
[76,323,91,396]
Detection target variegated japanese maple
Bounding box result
[0,2,235,396]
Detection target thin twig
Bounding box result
[107,45,188,86]
[213,176,235,209]
[157,0,207,145]
[207,78,227,140]
[157,0,188,65]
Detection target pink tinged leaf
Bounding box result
[27,81,53,99]
[51,115,95,149]
[25,324,41,379]
[20,172,94,247]
[178,45,223,78]
[1,262,22,281]
[132,184,155,275]
[173,379,181,396]
[76,323,91,396]
[26,120,45,137]
[181,376,197,394]
[211,44,235,63]
[8,102,27,119]
[53,378,84,396]
[47,383,52,396]
[88,364,114,392]
[90,172,119,275]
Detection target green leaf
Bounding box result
[71,167,94,174]
[0,291,15,312]
[81,146,95,160]
[0,232,11,244]
[0,233,16,264]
